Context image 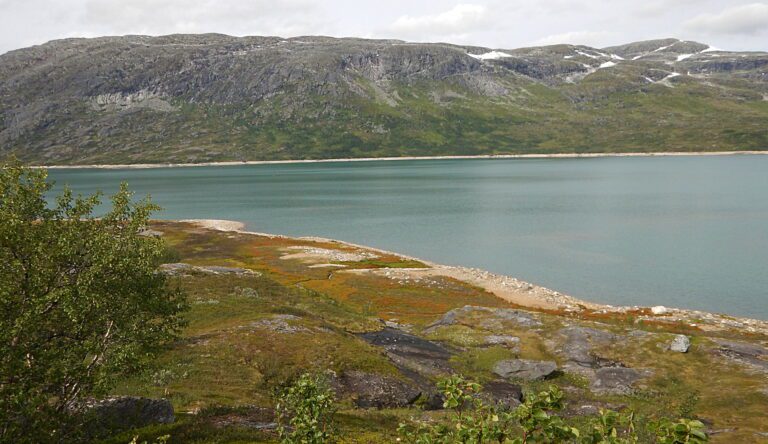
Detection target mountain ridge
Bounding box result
[1,34,766,164]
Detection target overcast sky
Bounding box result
[1,0,767,55]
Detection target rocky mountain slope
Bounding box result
[1,35,767,164]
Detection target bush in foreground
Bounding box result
[0,164,187,442]
[274,373,707,443]
[396,375,707,444]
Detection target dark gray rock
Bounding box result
[336,370,422,409]
[481,380,524,409]
[493,359,558,381]
[359,328,454,377]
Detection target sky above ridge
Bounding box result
[1,0,767,55]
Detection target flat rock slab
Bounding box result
[711,338,768,373]
[558,326,618,367]
[712,339,768,357]
[589,367,643,395]
[359,328,454,376]
[424,305,541,333]
[493,359,558,381]
[248,314,309,334]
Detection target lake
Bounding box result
[47,155,768,319]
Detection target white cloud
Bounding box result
[533,31,614,47]
[389,3,489,39]
[81,0,321,36]
[684,3,768,35]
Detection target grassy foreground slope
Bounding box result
[104,221,768,443]
[1,35,767,164]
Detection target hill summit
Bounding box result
[1,35,766,164]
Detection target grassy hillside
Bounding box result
[100,221,768,443]
[1,36,766,164]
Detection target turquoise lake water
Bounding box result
[47,156,768,319]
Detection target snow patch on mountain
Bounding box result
[468,51,513,60]
[575,50,599,59]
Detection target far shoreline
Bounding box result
[177,218,768,335]
[36,150,768,169]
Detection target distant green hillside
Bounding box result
[1,35,766,164]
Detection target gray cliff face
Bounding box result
[1,35,767,164]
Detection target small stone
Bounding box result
[651,306,668,315]
[669,335,691,353]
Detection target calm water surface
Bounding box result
[47,156,768,319]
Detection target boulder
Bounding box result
[669,335,691,353]
[336,371,422,409]
[493,359,558,381]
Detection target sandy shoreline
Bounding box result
[38,150,768,169]
[181,219,768,335]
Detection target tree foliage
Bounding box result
[0,164,186,442]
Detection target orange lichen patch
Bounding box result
[324,274,514,325]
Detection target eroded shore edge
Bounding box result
[178,218,768,336]
[40,150,768,169]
